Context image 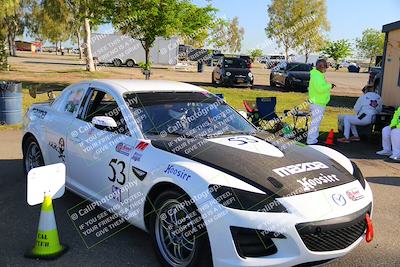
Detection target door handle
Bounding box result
[71,136,83,143]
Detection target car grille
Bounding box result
[296,204,371,252]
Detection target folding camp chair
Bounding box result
[256,97,282,131]
[243,100,259,126]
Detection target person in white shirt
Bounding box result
[337,86,383,143]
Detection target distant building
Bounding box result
[380,20,400,107]
[15,41,42,52]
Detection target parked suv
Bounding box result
[212,56,254,87]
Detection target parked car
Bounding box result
[23,80,374,267]
[212,56,254,87]
[348,64,361,73]
[270,62,312,92]
[368,67,382,89]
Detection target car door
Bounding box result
[66,86,136,207]
[46,84,88,165]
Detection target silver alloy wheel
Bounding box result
[155,199,196,267]
[25,142,43,172]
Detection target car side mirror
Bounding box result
[91,116,117,130]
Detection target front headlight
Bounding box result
[209,185,288,213]
[291,77,301,82]
[248,72,253,78]
[225,71,232,77]
[351,161,366,189]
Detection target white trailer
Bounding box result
[91,33,179,67]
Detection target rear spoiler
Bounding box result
[29,87,56,101]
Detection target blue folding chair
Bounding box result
[256,97,279,119]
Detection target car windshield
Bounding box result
[223,58,247,68]
[124,92,256,138]
[286,63,312,72]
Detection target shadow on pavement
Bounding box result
[0,159,158,267]
[367,177,400,186]
[328,95,358,109]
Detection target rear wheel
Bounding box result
[126,59,135,67]
[23,136,44,175]
[150,190,213,267]
[113,58,122,67]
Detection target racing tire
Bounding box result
[23,136,45,175]
[149,190,213,267]
[126,59,135,67]
[113,58,123,67]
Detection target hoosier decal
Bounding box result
[297,173,340,192]
[164,164,191,181]
[273,161,329,177]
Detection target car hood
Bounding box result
[287,71,310,80]
[151,132,356,197]
[224,68,250,76]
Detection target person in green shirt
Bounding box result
[306,59,336,145]
[376,107,400,161]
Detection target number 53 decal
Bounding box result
[228,136,259,146]
[108,159,126,185]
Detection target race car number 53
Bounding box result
[108,159,126,185]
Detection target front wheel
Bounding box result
[150,190,213,267]
[23,136,44,175]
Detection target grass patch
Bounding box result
[0,85,350,133]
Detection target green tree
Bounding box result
[294,0,330,63]
[249,49,263,62]
[0,0,19,70]
[209,16,244,53]
[266,0,329,60]
[321,39,352,69]
[356,28,384,68]
[66,0,113,71]
[4,0,28,57]
[112,0,216,75]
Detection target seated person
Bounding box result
[376,107,400,161]
[337,86,383,143]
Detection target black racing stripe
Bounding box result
[151,134,356,197]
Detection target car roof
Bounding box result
[83,79,208,94]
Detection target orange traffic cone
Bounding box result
[325,129,335,145]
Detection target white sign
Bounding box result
[27,163,66,206]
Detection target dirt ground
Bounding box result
[3,52,368,97]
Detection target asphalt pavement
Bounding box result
[0,130,399,267]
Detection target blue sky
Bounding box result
[192,0,400,54]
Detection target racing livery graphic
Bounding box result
[22,80,374,267]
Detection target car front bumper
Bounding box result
[206,181,373,267]
[222,75,253,86]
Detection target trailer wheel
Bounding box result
[113,58,122,67]
[126,59,135,67]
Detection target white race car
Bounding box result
[23,80,374,267]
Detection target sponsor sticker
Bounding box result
[332,193,347,206]
[164,164,191,181]
[273,162,329,177]
[112,185,122,202]
[135,141,149,151]
[49,137,65,162]
[131,152,143,162]
[115,143,133,156]
[32,108,47,119]
[296,173,340,192]
[346,188,364,201]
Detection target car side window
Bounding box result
[63,88,85,115]
[80,89,130,135]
